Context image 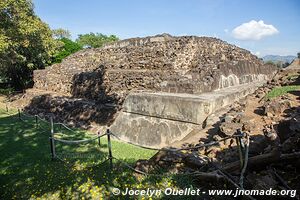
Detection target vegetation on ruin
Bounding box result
[266,85,300,99]
[76,33,119,48]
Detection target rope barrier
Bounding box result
[14,108,77,135]
[54,122,76,132]
[5,104,256,195]
[109,132,162,151]
[8,106,243,156]
[20,112,35,119]
[52,133,106,144]
[36,115,49,124]
[6,104,253,189]
[110,131,243,152]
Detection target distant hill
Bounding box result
[262,55,296,63]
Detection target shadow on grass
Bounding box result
[0,112,164,199]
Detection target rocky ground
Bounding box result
[135,68,300,199]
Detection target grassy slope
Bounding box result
[0,106,185,199]
[266,85,300,99]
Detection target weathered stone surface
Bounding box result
[110,112,198,147]
[33,34,277,104]
[123,83,263,124]
[110,83,264,147]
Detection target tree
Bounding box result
[76,33,119,48]
[52,28,71,39]
[52,38,82,63]
[297,52,300,59]
[0,0,61,89]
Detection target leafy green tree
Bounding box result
[76,33,119,48]
[0,0,61,89]
[52,38,82,63]
[52,28,71,39]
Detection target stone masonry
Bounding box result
[33,34,277,104]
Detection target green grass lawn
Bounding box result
[0,106,196,200]
[266,85,300,100]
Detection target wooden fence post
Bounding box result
[50,117,56,160]
[107,129,113,169]
[18,108,21,120]
[97,131,101,147]
[35,115,38,128]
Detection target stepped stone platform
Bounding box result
[33,34,276,105]
[110,82,264,148]
[26,34,278,147]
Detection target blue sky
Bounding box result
[34,0,300,57]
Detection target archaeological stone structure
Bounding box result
[31,34,278,147]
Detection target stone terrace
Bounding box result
[33,34,277,104]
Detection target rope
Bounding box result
[54,122,76,132]
[36,115,49,124]
[20,112,35,119]
[109,132,162,151]
[112,157,152,176]
[52,134,106,144]
[17,110,76,135]
[110,131,243,152]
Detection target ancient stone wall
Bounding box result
[33,34,277,104]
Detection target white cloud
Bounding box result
[224,29,229,33]
[232,20,279,40]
